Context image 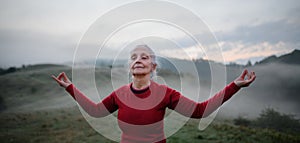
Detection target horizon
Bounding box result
[1,48,298,69]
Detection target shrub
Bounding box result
[253,108,300,133]
[233,116,251,127]
[31,87,37,94]
[0,66,18,75]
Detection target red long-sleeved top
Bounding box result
[66,81,240,143]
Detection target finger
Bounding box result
[61,72,70,82]
[240,69,248,79]
[57,72,64,80]
[249,72,256,82]
[51,75,60,82]
[52,75,63,85]
[245,72,256,84]
[248,71,254,79]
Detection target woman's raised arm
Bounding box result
[51,72,117,117]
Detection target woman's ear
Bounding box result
[151,63,157,72]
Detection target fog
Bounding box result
[154,60,300,119]
[220,63,300,118]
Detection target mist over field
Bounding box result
[222,63,300,119]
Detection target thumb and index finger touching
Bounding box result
[240,69,256,85]
[51,72,72,88]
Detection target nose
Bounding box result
[130,57,141,68]
[133,56,142,63]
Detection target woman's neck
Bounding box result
[132,74,151,89]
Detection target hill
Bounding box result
[0,64,74,112]
[255,49,300,65]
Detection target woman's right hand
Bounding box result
[52,72,72,88]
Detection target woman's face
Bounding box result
[129,47,156,76]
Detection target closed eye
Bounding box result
[131,55,137,60]
[142,56,149,59]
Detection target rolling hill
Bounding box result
[255,49,300,65]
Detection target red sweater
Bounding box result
[66,81,240,143]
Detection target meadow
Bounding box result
[1,107,299,143]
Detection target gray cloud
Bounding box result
[0,28,77,67]
[1,0,300,67]
[216,19,300,44]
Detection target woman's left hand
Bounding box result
[234,69,256,88]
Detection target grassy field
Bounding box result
[1,107,299,143]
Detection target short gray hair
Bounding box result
[129,44,158,78]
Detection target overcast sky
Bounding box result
[0,0,299,67]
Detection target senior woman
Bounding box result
[52,45,256,143]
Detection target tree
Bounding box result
[245,60,252,67]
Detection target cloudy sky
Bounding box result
[0,0,299,67]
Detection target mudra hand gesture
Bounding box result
[52,72,72,88]
[234,69,256,87]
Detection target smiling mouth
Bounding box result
[133,65,144,69]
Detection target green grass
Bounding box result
[169,119,300,143]
[1,107,299,143]
[0,108,113,143]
